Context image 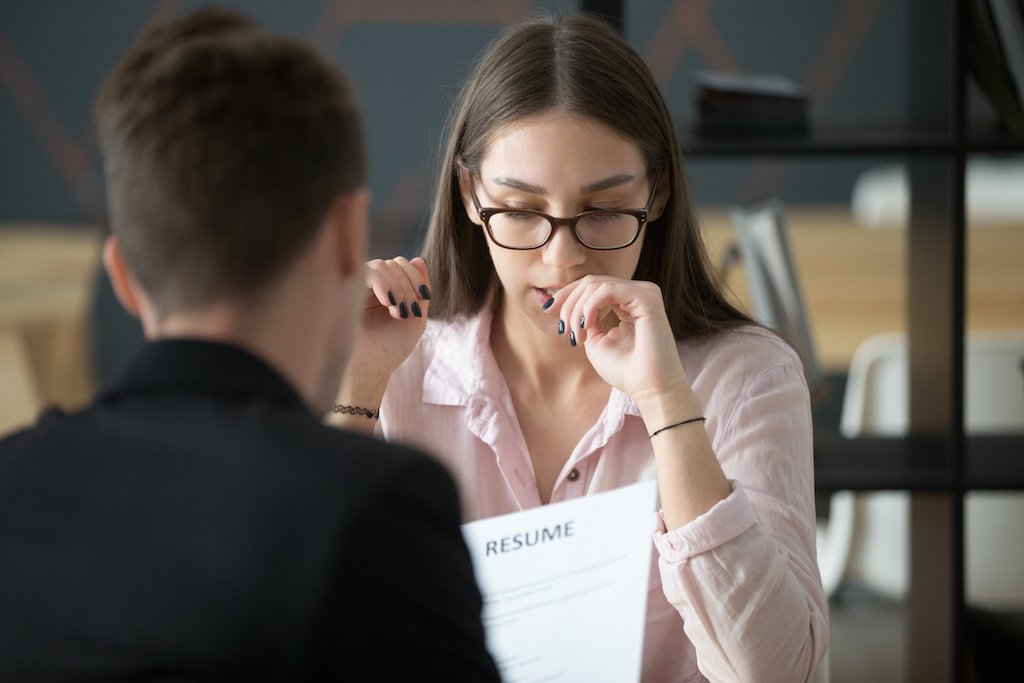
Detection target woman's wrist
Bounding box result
[633,384,704,436]
[336,366,391,408]
[328,370,390,433]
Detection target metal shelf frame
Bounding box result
[581,1,1021,680]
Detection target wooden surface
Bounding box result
[699,207,1024,373]
[0,211,1020,436]
[0,224,103,437]
[0,328,41,437]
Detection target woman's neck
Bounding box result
[489,294,603,393]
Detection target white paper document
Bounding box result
[461,480,658,683]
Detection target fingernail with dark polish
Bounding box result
[558,319,565,335]
[542,297,555,311]
[388,291,396,306]
[411,301,422,318]
[570,330,577,348]
[399,302,408,319]
[419,284,431,300]
[580,315,586,329]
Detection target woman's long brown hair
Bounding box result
[422,12,752,339]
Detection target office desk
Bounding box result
[0,224,103,437]
[2,210,1019,432]
[698,207,1024,373]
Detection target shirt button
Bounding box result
[566,468,580,482]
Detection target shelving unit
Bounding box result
[683,125,1024,157]
[584,1,1024,681]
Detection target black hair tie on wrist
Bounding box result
[649,416,706,438]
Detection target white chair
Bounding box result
[730,200,823,391]
[835,331,1024,608]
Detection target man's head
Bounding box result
[96,7,366,317]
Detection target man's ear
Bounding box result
[102,235,143,318]
[456,166,485,227]
[327,186,370,279]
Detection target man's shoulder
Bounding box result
[0,398,452,510]
[301,418,448,482]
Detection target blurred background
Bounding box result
[0,0,917,384]
[2,2,1023,682]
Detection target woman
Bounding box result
[333,13,827,683]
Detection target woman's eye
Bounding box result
[504,212,536,221]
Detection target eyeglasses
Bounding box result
[468,169,660,251]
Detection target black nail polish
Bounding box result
[399,302,408,319]
[580,315,586,329]
[558,319,565,335]
[570,330,576,348]
[411,301,422,318]
[388,291,396,306]
[542,297,554,311]
[419,284,431,300]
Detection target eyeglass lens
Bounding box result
[488,212,641,249]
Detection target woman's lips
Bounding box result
[536,287,560,301]
[533,287,559,310]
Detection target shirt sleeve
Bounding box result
[652,362,828,683]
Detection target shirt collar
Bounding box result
[422,308,497,407]
[97,339,309,413]
[421,306,642,419]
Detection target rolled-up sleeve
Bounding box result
[653,362,828,683]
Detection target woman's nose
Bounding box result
[542,222,587,269]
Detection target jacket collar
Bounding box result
[97,339,308,413]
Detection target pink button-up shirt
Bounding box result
[379,308,828,683]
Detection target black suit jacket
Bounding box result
[0,340,500,682]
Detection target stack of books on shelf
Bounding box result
[693,71,809,136]
[968,0,1024,134]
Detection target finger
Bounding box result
[574,281,613,346]
[557,277,596,347]
[409,256,432,301]
[565,279,637,346]
[578,282,610,344]
[381,257,420,319]
[366,259,420,320]
[391,257,429,318]
[545,279,581,338]
[366,259,404,317]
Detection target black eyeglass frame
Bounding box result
[468,169,661,251]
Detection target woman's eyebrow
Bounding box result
[491,173,637,196]
[580,174,635,194]
[491,177,546,195]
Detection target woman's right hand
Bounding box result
[333,256,430,431]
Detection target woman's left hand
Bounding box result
[553,275,689,404]
[555,276,729,530]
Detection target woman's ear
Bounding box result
[456,166,485,227]
[649,170,671,222]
